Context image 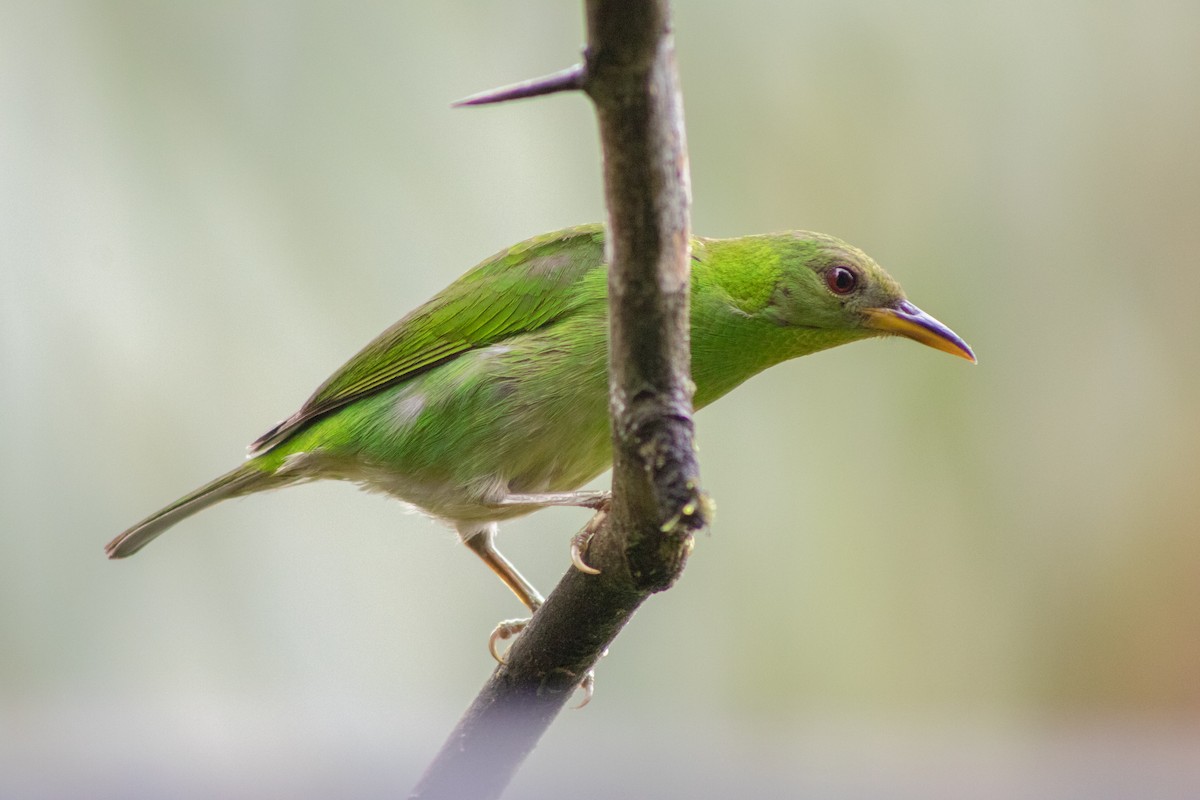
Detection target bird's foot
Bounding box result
[487,617,595,707]
[488,616,530,664]
[486,616,604,709]
[570,507,607,575]
[574,645,609,708]
[575,669,596,708]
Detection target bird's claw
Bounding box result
[488,621,606,709]
[570,506,607,575]
[574,670,596,708]
[571,645,608,708]
[488,617,530,663]
[570,539,599,574]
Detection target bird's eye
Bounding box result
[825,266,859,295]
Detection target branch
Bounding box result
[410,2,705,797]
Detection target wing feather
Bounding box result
[249,225,606,454]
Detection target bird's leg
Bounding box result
[461,523,544,662]
[497,489,611,512]
[461,522,545,612]
[460,521,597,707]
[495,490,611,575]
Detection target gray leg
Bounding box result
[494,492,610,576]
[495,490,611,511]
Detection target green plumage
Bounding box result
[108,224,973,566]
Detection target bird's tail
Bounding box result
[105,463,269,559]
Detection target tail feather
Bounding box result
[106,464,265,559]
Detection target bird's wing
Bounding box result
[249,225,606,454]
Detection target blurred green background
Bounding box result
[3,1,1198,797]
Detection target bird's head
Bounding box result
[764,232,976,363]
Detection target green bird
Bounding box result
[108,224,973,623]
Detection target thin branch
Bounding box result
[411,2,705,797]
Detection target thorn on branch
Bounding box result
[453,64,586,107]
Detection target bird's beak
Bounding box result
[863,300,976,363]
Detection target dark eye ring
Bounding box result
[825,265,858,295]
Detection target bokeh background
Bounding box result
[3,1,1198,797]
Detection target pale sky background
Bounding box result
[3,1,1198,797]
